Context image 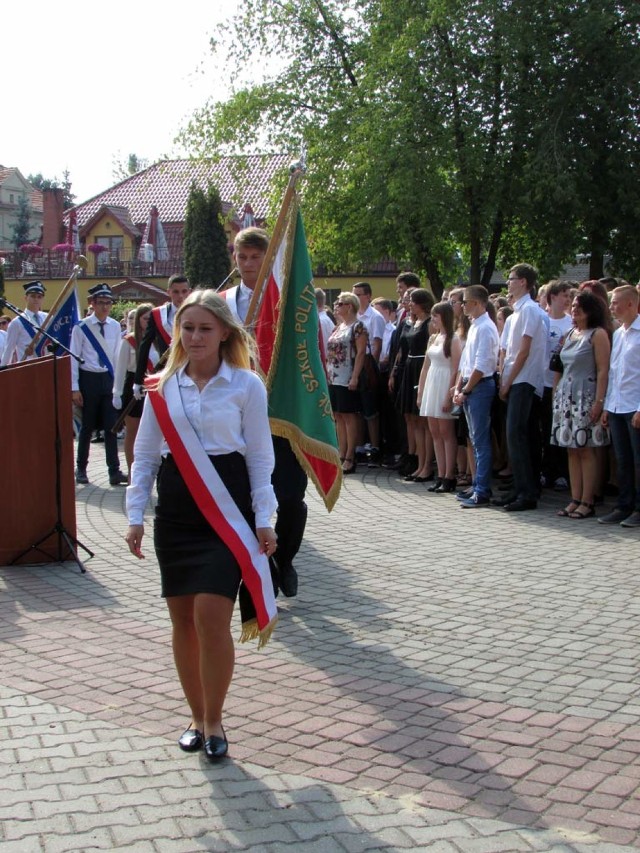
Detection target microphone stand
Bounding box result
[0,297,94,573]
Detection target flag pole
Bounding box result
[23,255,87,358]
[244,161,306,329]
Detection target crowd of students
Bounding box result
[323,267,640,526]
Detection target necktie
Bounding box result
[98,321,106,338]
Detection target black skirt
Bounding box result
[329,383,361,414]
[153,452,254,599]
[122,371,144,419]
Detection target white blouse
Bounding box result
[126,361,277,527]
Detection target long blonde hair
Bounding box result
[157,289,256,394]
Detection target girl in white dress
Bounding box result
[417,302,462,492]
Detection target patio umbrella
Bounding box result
[139,205,170,263]
[66,209,81,258]
[241,202,256,229]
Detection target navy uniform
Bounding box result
[0,281,48,365]
[70,283,126,486]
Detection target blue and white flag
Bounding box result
[35,286,80,356]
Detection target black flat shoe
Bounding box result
[204,731,228,762]
[427,478,443,492]
[178,725,203,752]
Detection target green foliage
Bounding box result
[183,183,231,288]
[180,0,640,291]
[28,172,75,209]
[111,300,139,324]
[11,195,31,249]
[111,153,150,184]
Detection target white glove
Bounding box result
[133,383,144,401]
[112,394,122,410]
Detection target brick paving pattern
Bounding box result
[1,456,639,851]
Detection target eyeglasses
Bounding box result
[336,301,349,306]
[94,299,114,306]
[506,276,522,283]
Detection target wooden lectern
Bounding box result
[0,355,79,565]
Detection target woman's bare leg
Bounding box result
[124,415,139,477]
[194,593,235,739]
[166,595,204,731]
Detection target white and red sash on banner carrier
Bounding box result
[152,305,173,348]
[125,334,159,374]
[146,374,278,646]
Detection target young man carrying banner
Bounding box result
[220,228,307,598]
[70,283,127,487]
[221,213,341,597]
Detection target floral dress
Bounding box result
[551,328,609,448]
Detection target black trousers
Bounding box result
[271,436,308,568]
[76,370,120,476]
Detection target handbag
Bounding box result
[549,351,564,374]
[350,323,380,391]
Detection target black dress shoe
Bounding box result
[491,493,517,507]
[277,561,298,598]
[204,732,228,762]
[178,726,203,752]
[109,471,128,486]
[75,469,89,485]
[504,498,537,512]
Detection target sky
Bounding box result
[3,2,233,204]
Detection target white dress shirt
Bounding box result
[605,316,640,414]
[318,310,335,353]
[358,304,386,355]
[0,329,6,362]
[0,310,48,365]
[70,314,122,391]
[113,338,159,397]
[459,311,499,379]
[502,293,546,396]
[126,361,276,527]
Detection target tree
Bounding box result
[183,183,231,288]
[28,172,75,209]
[11,195,31,250]
[112,153,149,184]
[180,0,640,292]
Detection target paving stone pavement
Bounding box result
[1,452,639,852]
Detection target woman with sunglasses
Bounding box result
[326,292,367,474]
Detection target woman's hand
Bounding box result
[589,401,604,425]
[126,525,145,559]
[257,527,277,557]
[348,376,358,391]
[442,397,453,413]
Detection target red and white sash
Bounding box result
[152,304,172,348]
[146,374,277,646]
[126,334,159,374]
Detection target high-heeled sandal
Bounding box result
[342,458,357,475]
[568,501,595,519]
[557,499,581,517]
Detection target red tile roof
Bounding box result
[70,155,292,228]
